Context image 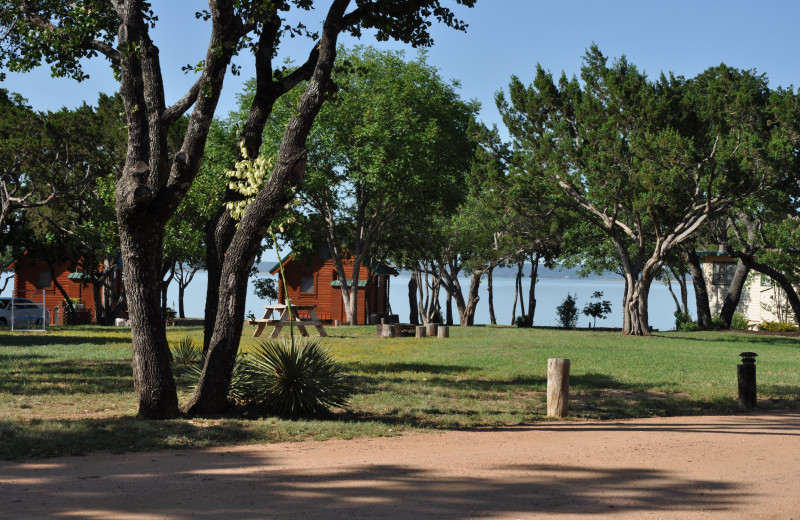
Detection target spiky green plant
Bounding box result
[234,338,352,419]
[171,336,200,366]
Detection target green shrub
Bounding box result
[674,310,693,330]
[758,321,798,332]
[679,320,700,332]
[710,316,724,330]
[171,336,201,366]
[556,293,579,329]
[233,338,353,419]
[730,313,750,331]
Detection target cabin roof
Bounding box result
[268,251,398,277]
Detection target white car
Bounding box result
[0,297,50,326]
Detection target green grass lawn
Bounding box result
[1,324,799,459]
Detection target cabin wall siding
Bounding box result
[275,257,391,324]
[11,255,96,324]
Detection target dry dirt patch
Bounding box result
[2,411,799,519]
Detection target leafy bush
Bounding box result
[232,338,352,419]
[758,321,798,332]
[674,310,694,330]
[556,293,579,329]
[710,316,724,330]
[679,320,700,331]
[730,313,750,331]
[171,336,201,366]
[514,315,532,328]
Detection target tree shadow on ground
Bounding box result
[0,447,747,519]
[653,332,800,347]
[0,360,133,395]
[0,333,132,347]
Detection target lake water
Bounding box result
[167,272,696,331]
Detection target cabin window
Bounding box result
[712,262,737,285]
[300,275,314,294]
[36,271,51,289]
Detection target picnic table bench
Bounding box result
[252,303,328,339]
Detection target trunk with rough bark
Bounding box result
[462,271,482,326]
[184,6,346,414]
[718,260,750,328]
[684,245,712,329]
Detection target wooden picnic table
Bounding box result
[251,303,328,339]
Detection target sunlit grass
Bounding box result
[1,323,799,459]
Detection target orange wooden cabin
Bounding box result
[4,252,119,324]
[269,251,398,325]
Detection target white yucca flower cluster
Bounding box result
[225,143,275,220]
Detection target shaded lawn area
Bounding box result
[0,324,799,459]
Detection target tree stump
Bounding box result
[375,324,383,337]
[426,323,438,337]
[547,358,570,418]
[437,326,449,338]
[381,324,395,338]
[416,326,426,338]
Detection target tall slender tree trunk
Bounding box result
[684,245,712,329]
[719,260,750,328]
[487,265,497,325]
[510,266,519,325]
[446,293,453,325]
[525,254,539,327]
[407,275,418,325]
[515,260,525,323]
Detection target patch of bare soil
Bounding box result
[2,411,799,519]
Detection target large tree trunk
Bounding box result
[718,260,750,328]
[118,225,179,418]
[684,245,712,329]
[459,270,483,326]
[183,4,346,414]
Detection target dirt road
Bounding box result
[2,411,799,519]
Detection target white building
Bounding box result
[700,251,795,325]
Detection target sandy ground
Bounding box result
[2,411,800,519]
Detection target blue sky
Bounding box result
[2,1,799,131]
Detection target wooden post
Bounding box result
[381,324,395,338]
[426,323,438,337]
[375,324,383,337]
[415,326,425,338]
[437,326,449,338]
[393,323,402,337]
[738,352,757,409]
[547,358,570,418]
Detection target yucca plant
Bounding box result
[233,338,352,419]
[171,336,201,366]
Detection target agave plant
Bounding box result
[234,338,352,419]
[171,336,201,366]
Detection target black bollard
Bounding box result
[737,352,757,410]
